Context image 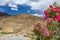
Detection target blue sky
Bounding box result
[0,0,60,18]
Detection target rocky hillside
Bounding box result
[0,14,46,36]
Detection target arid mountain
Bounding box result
[0,14,46,36]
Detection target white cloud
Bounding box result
[27,10,30,13]
[32,13,44,18]
[30,0,40,2]
[0,0,9,6]
[15,0,28,4]
[9,3,17,8]
[0,0,60,11]
[28,0,56,11]
[11,8,18,10]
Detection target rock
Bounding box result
[0,34,31,40]
[2,28,14,34]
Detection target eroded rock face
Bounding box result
[0,14,46,35]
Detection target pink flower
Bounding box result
[49,5,53,10]
[54,17,57,21]
[37,22,40,26]
[31,24,36,31]
[44,15,47,19]
[55,14,60,21]
[32,24,36,28]
[46,14,50,17]
[44,10,50,19]
[40,27,50,37]
[44,30,50,37]
[31,27,34,32]
[44,30,47,35]
[44,10,47,15]
[44,10,48,19]
[40,27,46,31]
[47,19,52,24]
[57,7,60,12]
[53,8,57,12]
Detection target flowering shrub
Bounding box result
[31,22,51,40]
[31,2,60,40]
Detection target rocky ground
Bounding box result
[0,13,46,40]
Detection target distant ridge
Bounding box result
[0,12,10,19]
[0,12,10,16]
